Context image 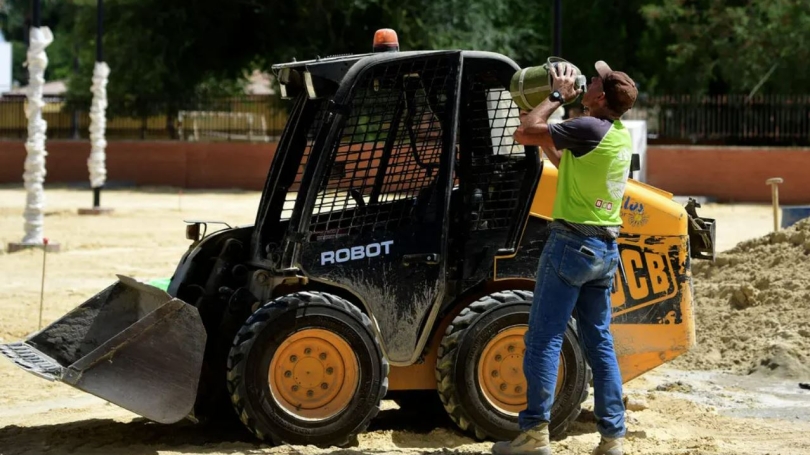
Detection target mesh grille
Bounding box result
[463,71,525,232]
[310,56,457,239]
[281,100,329,219]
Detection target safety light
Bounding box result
[373,28,399,53]
[186,222,201,241]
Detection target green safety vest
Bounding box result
[552,119,632,226]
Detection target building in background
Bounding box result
[0,31,12,95]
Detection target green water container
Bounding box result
[510,57,584,111]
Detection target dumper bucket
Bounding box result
[0,275,207,424]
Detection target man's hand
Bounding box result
[513,64,583,149]
[550,63,582,103]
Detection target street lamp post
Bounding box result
[80,0,112,215]
[93,0,103,209]
[9,0,60,253]
[553,0,562,57]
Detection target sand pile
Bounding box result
[672,218,810,379]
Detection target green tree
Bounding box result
[416,0,552,66]
[7,0,804,107]
[557,0,672,95]
[0,0,78,86]
[642,0,810,95]
[60,0,430,117]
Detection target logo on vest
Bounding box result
[606,147,632,200]
[595,199,614,211]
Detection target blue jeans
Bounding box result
[518,222,626,439]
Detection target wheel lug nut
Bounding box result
[304,348,312,355]
[292,385,299,392]
[508,345,515,353]
[495,354,502,362]
[491,370,499,378]
[319,353,327,360]
[321,383,328,389]
[290,355,297,362]
[284,370,292,378]
[515,386,523,393]
[326,367,334,375]
[307,389,314,397]
[500,383,507,391]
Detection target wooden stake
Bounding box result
[766,178,784,232]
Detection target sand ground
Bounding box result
[1,186,808,455]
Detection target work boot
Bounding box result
[491,423,551,455]
[591,436,624,455]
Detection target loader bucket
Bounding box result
[0,275,207,424]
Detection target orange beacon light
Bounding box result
[373,29,399,52]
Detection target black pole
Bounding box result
[93,0,103,208]
[72,43,79,139]
[32,0,41,27]
[553,0,562,57]
[96,0,103,62]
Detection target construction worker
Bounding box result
[492,61,638,455]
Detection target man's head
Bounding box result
[581,61,637,119]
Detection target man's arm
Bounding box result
[541,145,562,168]
[514,100,562,150]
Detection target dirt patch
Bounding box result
[1,374,809,455]
[1,188,810,455]
[655,380,695,394]
[672,218,810,379]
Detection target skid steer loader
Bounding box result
[0,31,716,448]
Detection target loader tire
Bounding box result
[435,290,589,441]
[226,291,389,447]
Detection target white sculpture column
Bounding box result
[79,61,112,215]
[79,0,113,215]
[9,22,59,253]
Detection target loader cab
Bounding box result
[253,49,541,364]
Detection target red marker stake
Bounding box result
[39,237,48,330]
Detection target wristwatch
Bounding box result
[549,90,564,104]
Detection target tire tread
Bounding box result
[435,290,589,441]
[226,291,388,447]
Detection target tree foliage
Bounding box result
[1,0,808,109]
[0,0,78,84]
[642,0,810,95]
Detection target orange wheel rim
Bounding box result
[268,328,359,421]
[478,325,565,416]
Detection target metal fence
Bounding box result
[1,93,809,146]
[0,94,290,141]
[624,94,810,146]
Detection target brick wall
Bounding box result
[645,146,810,204]
[1,141,808,203]
[0,140,277,190]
